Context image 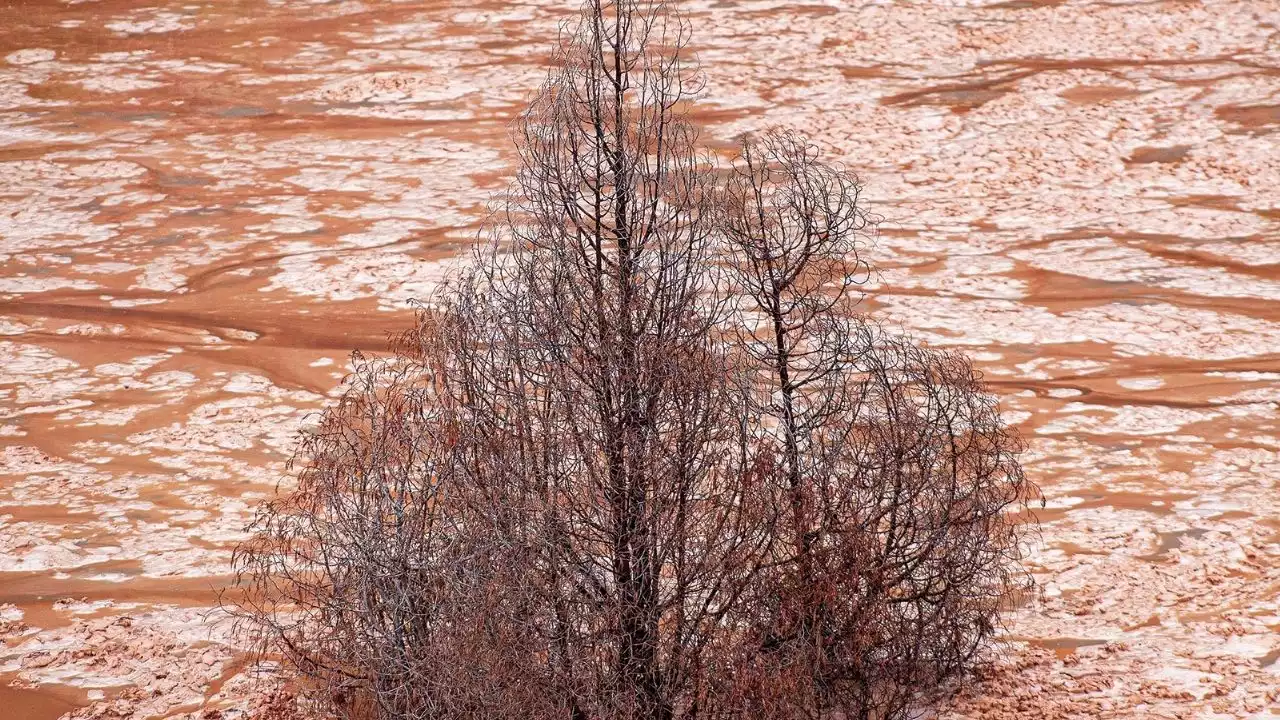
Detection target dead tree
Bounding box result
[228,346,479,719]
[718,133,1032,720]
[229,3,1033,720]
[718,130,874,573]
[435,1,780,716]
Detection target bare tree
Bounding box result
[718,130,874,575]
[442,2,781,717]
[229,3,1034,720]
[236,2,779,718]
[718,133,1032,720]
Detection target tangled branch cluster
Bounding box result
[230,2,1035,719]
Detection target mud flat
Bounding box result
[2,0,1278,717]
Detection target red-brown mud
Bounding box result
[2,0,1278,717]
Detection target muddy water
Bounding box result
[0,683,84,720]
[2,0,1278,718]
